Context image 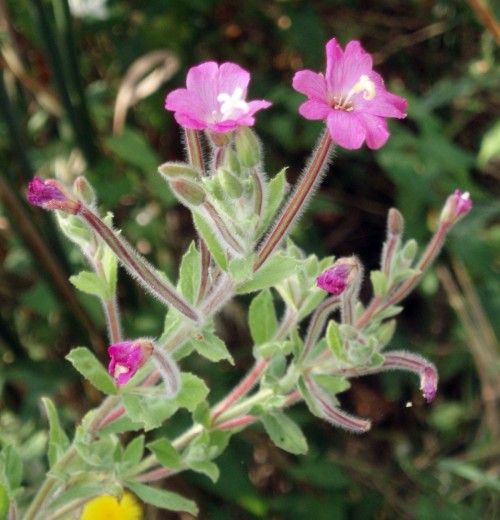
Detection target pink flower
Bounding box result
[165,62,271,133]
[27,177,81,214]
[292,38,408,150]
[108,339,154,386]
[317,257,360,295]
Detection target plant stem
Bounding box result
[255,130,333,270]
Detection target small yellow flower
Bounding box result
[80,492,143,520]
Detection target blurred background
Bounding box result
[1,0,499,518]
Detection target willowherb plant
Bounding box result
[4,37,472,519]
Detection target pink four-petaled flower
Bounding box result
[293,38,408,150]
[165,62,271,133]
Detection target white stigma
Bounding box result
[114,364,129,378]
[353,75,376,100]
[217,87,249,119]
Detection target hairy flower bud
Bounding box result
[440,189,473,226]
[27,177,81,214]
[158,162,201,181]
[73,176,96,207]
[108,339,154,386]
[217,167,243,198]
[387,208,404,236]
[317,257,360,295]
[235,126,262,168]
[170,177,206,206]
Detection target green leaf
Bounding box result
[312,375,350,396]
[370,270,388,297]
[41,397,69,467]
[261,412,308,455]
[176,373,209,412]
[146,439,182,470]
[193,212,228,270]
[122,435,145,468]
[249,289,278,345]
[237,254,299,294]
[228,255,255,283]
[69,271,111,300]
[178,241,201,303]
[0,447,22,491]
[47,484,105,511]
[66,347,117,395]
[375,319,396,347]
[326,320,346,362]
[257,168,287,237]
[125,481,198,515]
[123,393,178,432]
[192,330,234,364]
[0,483,8,520]
[187,460,220,483]
[100,415,143,436]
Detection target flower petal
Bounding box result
[298,100,331,120]
[326,110,366,150]
[292,70,327,100]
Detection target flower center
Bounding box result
[217,87,249,120]
[114,364,129,378]
[332,74,376,111]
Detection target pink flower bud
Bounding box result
[108,339,154,386]
[420,365,438,403]
[440,189,472,225]
[317,257,359,295]
[27,177,81,214]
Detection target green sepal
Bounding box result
[125,481,198,516]
[66,347,117,395]
[42,397,69,468]
[261,411,308,455]
[249,289,278,345]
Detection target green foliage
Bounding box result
[66,347,117,395]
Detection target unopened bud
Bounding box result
[440,189,473,226]
[73,176,96,206]
[388,208,404,235]
[235,126,261,168]
[158,162,201,181]
[401,239,418,262]
[317,257,360,295]
[27,177,81,214]
[222,148,242,176]
[218,167,243,198]
[170,177,206,206]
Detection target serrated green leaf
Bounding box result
[42,398,69,468]
[237,254,299,294]
[192,330,234,364]
[178,242,201,303]
[66,347,117,395]
[123,393,178,432]
[175,373,210,412]
[193,212,228,270]
[146,439,182,470]
[122,435,144,468]
[257,168,287,237]
[125,481,198,515]
[228,255,255,283]
[261,412,308,455]
[370,270,388,297]
[326,320,346,361]
[69,271,111,300]
[249,289,278,345]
